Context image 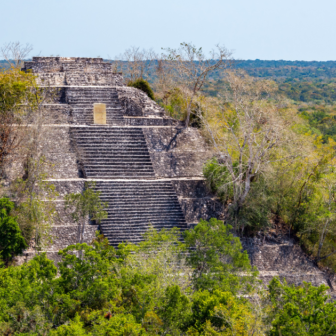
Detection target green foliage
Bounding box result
[299,105,336,142]
[0,197,27,265]
[0,222,262,335]
[186,289,257,335]
[116,226,192,323]
[162,88,186,121]
[13,155,58,251]
[203,157,234,202]
[203,159,272,232]
[279,80,336,103]
[65,182,107,225]
[90,314,145,336]
[65,182,108,247]
[267,278,336,335]
[0,67,40,178]
[50,315,88,336]
[0,66,38,115]
[157,285,191,334]
[0,226,334,335]
[160,88,203,127]
[184,218,257,293]
[128,78,155,100]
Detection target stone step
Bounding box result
[85,164,153,168]
[72,129,144,133]
[103,217,185,221]
[98,193,178,198]
[101,229,186,236]
[101,224,187,231]
[105,204,184,210]
[103,202,183,207]
[101,225,186,231]
[82,158,152,162]
[94,185,176,190]
[102,228,186,234]
[85,169,155,174]
[81,155,151,159]
[83,169,154,174]
[97,191,177,196]
[86,174,156,177]
[72,128,142,132]
[75,141,147,145]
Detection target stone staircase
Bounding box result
[66,87,124,125]
[93,180,187,246]
[71,125,189,245]
[71,127,155,179]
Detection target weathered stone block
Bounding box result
[94,103,107,124]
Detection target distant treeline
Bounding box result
[2,58,336,80]
[2,59,336,78]
[232,60,336,80]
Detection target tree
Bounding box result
[267,278,336,335]
[65,182,108,250]
[12,154,58,253]
[163,42,231,127]
[0,197,27,266]
[90,314,145,336]
[128,78,155,100]
[1,41,33,69]
[50,314,88,336]
[114,46,157,83]
[201,71,292,231]
[0,66,38,179]
[186,289,263,335]
[117,226,192,323]
[184,218,256,293]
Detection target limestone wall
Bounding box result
[40,126,79,179]
[143,127,212,178]
[172,180,225,224]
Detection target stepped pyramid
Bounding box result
[20,57,224,260]
[18,57,336,291]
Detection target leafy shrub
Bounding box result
[0,197,27,265]
[128,79,155,100]
[268,278,336,335]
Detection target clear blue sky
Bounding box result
[1,0,335,61]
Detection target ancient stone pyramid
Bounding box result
[21,57,224,260]
[19,57,335,290]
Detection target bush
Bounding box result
[128,79,155,100]
[0,197,27,266]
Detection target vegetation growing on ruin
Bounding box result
[2,42,336,334]
[117,44,336,272]
[0,222,333,335]
[128,79,155,100]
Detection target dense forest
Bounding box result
[1,45,336,335]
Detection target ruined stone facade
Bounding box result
[19,57,335,290]
[20,57,223,262]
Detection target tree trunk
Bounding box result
[185,104,191,128]
[81,217,86,244]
